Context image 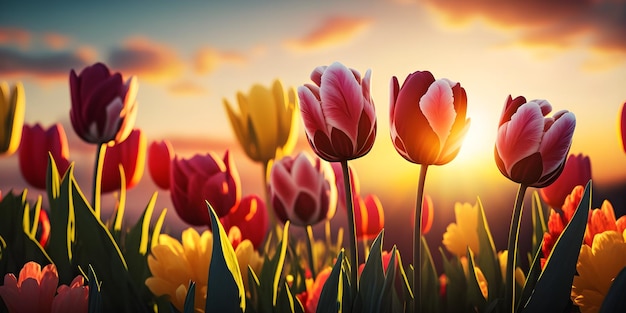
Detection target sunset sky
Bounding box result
[2,0,626,258]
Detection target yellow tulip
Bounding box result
[0,81,25,156]
[224,79,298,164]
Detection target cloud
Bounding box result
[0,48,91,79]
[420,0,626,67]
[107,37,185,82]
[0,27,31,49]
[194,46,247,74]
[284,16,372,51]
[168,80,208,95]
[42,32,72,50]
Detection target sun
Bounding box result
[455,107,499,165]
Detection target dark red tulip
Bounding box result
[100,129,146,193]
[18,123,70,189]
[539,153,591,208]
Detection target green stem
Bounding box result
[92,143,107,219]
[413,164,428,313]
[306,225,317,278]
[505,184,528,313]
[341,160,358,295]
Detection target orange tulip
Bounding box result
[355,194,385,241]
[18,123,71,189]
[100,129,146,193]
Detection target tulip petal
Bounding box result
[319,62,363,141]
[299,85,328,141]
[496,102,544,174]
[539,111,576,177]
[510,152,544,184]
[419,79,457,151]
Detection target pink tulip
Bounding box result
[0,262,58,313]
[69,62,137,145]
[220,194,269,249]
[100,129,146,193]
[269,152,337,227]
[171,150,241,224]
[50,276,89,313]
[147,139,173,189]
[390,71,470,165]
[620,102,626,152]
[539,153,591,208]
[355,194,385,241]
[298,62,376,162]
[18,123,71,189]
[330,162,360,212]
[495,96,576,187]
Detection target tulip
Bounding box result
[69,62,137,145]
[147,139,173,190]
[495,96,576,188]
[220,194,269,249]
[269,151,337,227]
[18,123,71,189]
[298,62,376,162]
[224,79,299,164]
[539,153,591,208]
[100,129,146,193]
[0,81,25,156]
[355,194,385,241]
[619,102,626,152]
[38,209,50,247]
[171,151,241,224]
[390,71,470,165]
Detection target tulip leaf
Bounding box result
[531,191,547,259]
[87,264,103,313]
[379,246,411,312]
[420,236,440,313]
[258,221,290,312]
[521,181,591,312]
[356,230,385,313]
[206,201,246,313]
[247,266,261,310]
[440,248,468,313]
[600,266,626,313]
[465,248,487,312]
[475,197,502,302]
[316,249,345,313]
[277,281,304,313]
[517,237,545,311]
[184,281,196,313]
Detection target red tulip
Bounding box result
[147,140,173,189]
[220,194,269,249]
[620,102,626,152]
[69,62,137,145]
[390,71,470,165]
[495,96,576,188]
[355,194,385,241]
[330,162,360,212]
[38,209,50,247]
[539,153,591,208]
[409,193,434,234]
[298,62,376,162]
[171,150,241,224]
[18,123,71,189]
[269,152,337,227]
[100,129,146,193]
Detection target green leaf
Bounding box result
[475,197,502,302]
[439,248,467,313]
[420,236,439,313]
[600,266,626,312]
[531,191,547,259]
[258,221,290,312]
[521,181,591,312]
[315,249,345,313]
[517,237,544,312]
[206,201,246,313]
[277,281,304,313]
[465,248,487,312]
[87,264,103,313]
[379,246,411,312]
[357,230,386,313]
[184,281,196,313]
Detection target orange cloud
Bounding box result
[194,46,246,74]
[421,0,626,67]
[108,37,185,82]
[42,32,72,50]
[0,27,31,49]
[285,16,372,51]
[169,80,208,96]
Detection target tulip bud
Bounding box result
[18,123,71,189]
[298,62,376,162]
[495,96,576,188]
[0,81,25,156]
[269,152,337,227]
[100,129,146,193]
[69,62,138,145]
[171,151,241,224]
[147,139,173,189]
[390,71,470,165]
